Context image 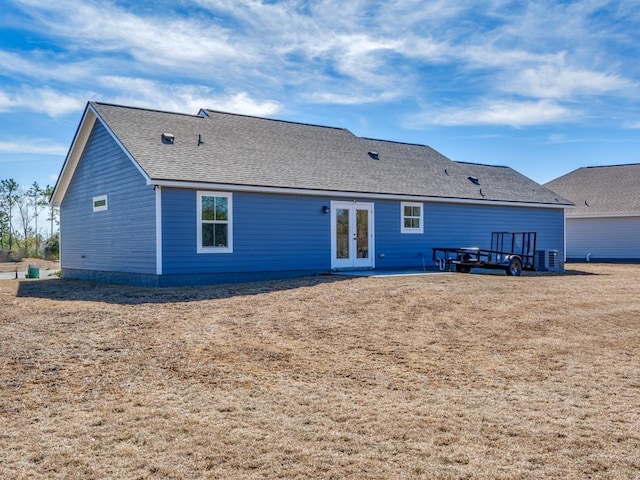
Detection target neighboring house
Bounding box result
[545,164,640,262]
[51,102,572,286]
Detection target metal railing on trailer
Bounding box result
[432,232,537,276]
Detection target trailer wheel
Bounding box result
[506,257,522,276]
[456,265,471,273]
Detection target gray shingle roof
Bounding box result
[545,164,640,215]
[90,102,571,206]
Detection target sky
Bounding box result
[1,0,639,193]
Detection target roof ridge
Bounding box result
[455,161,509,168]
[359,137,427,148]
[91,101,203,119]
[585,163,640,169]
[200,108,354,134]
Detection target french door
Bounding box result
[331,201,374,269]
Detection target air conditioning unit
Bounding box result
[536,250,560,271]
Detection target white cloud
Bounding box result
[14,0,242,68]
[32,89,86,117]
[505,65,632,100]
[0,49,92,84]
[8,0,640,129]
[210,92,282,117]
[0,86,85,117]
[411,100,576,128]
[0,139,68,156]
[304,90,400,106]
[0,91,13,110]
[341,35,402,70]
[100,76,281,116]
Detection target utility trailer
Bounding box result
[432,232,537,276]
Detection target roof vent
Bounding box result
[368,151,379,160]
[161,133,175,145]
[468,176,480,185]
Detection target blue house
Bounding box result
[51,102,572,286]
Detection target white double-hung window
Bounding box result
[197,191,233,253]
[401,202,423,234]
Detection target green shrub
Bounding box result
[44,233,59,261]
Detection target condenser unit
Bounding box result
[536,250,560,271]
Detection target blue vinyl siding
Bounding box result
[162,189,565,275]
[162,189,331,274]
[60,120,156,274]
[374,201,565,269]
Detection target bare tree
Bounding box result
[16,187,34,255]
[43,185,57,237]
[0,179,59,258]
[27,182,50,257]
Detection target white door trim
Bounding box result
[330,201,375,270]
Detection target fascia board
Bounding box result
[50,104,96,207]
[151,179,572,210]
[567,212,640,219]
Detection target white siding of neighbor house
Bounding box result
[566,216,640,261]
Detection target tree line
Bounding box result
[0,178,59,260]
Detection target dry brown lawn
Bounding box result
[1,264,639,479]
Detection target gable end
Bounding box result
[51,102,152,207]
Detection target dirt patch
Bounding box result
[1,264,639,479]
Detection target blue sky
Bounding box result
[1,0,639,191]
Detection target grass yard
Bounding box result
[1,264,639,479]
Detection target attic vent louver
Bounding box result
[368,151,379,160]
[161,133,175,145]
[468,176,480,185]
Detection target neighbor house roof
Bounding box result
[52,102,573,208]
[545,164,640,216]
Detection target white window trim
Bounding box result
[93,194,108,212]
[197,191,233,254]
[401,201,423,234]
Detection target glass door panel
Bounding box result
[336,208,350,259]
[356,208,369,259]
